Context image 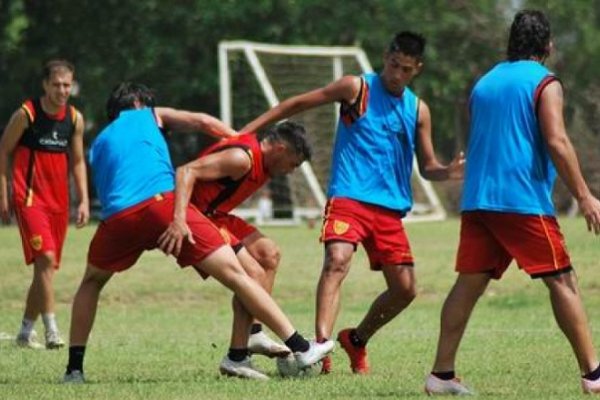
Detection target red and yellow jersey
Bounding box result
[191,134,269,214]
[12,98,78,212]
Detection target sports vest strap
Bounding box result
[19,98,76,153]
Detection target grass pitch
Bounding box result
[1,217,600,399]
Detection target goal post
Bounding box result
[219,40,446,224]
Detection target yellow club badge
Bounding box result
[333,220,349,235]
[30,235,43,251]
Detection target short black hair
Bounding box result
[106,82,156,121]
[388,31,426,60]
[258,121,312,162]
[507,10,551,61]
[43,59,74,80]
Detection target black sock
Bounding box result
[349,329,367,348]
[66,346,86,373]
[250,323,262,334]
[583,363,600,380]
[227,348,249,362]
[284,331,310,353]
[432,370,456,380]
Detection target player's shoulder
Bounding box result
[332,75,364,104]
[8,106,31,129]
[226,146,253,162]
[338,75,363,90]
[17,99,36,123]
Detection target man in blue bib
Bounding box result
[243,32,464,374]
[426,10,600,395]
[64,82,334,383]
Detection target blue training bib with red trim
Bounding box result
[462,60,557,215]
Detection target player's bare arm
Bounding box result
[240,75,361,133]
[0,109,28,223]
[157,148,252,256]
[154,107,237,138]
[70,110,90,228]
[415,100,465,181]
[538,80,600,234]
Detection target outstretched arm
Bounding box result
[241,75,361,133]
[0,109,28,223]
[539,80,600,234]
[154,107,238,138]
[157,148,252,256]
[70,111,90,228]
[415,100,465,181]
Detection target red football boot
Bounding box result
[337,328,369,374]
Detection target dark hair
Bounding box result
[106,82,156,121]
[43,59,74,80]
[507,10,551,61]
[258,121,312,162]
[388,31,426,60]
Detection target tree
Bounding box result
[1,0,598,212]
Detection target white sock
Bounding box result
[42,313,59,334]
[19,318,35,337]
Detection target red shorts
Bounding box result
[88,193,226,274]
[320,197,414,270]
[208,212,258,251]
[456,211,571,279]
[14,206,68,268]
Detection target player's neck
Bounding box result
[40,96,65,116]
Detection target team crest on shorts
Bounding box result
[219,228,231,244]
[30,235,43,251]
[333,220,350,235]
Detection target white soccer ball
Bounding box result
[276,354,322,378]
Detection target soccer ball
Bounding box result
[276,354,322,378]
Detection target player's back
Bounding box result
[89,108,175,219]
[463,60,556,215]
[192,133,267,214]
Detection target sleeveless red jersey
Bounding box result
[12,98,78,212]
[191,134,269,214]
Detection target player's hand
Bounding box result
[158,219,196,257]
[447,151,466,180]
[75,202,90,228]
[578,194,600,235]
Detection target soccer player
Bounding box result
[424,10,600,395]
[242,32,464,374]
[0,59,89,350]
[63,82,334,383]
[157,120,311,374]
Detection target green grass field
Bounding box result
[1,217,600,399]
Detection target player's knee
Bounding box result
[391,282,417,303]
[81,265,113,290]
[252,242,281,273]
[34,253,57,271]
[32,256,56,282]
[544,271,580,297]
[323,249,351,275]
[403,286,417,303]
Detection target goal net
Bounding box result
[219,41,446,225]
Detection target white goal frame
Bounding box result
[219,40,446,223]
